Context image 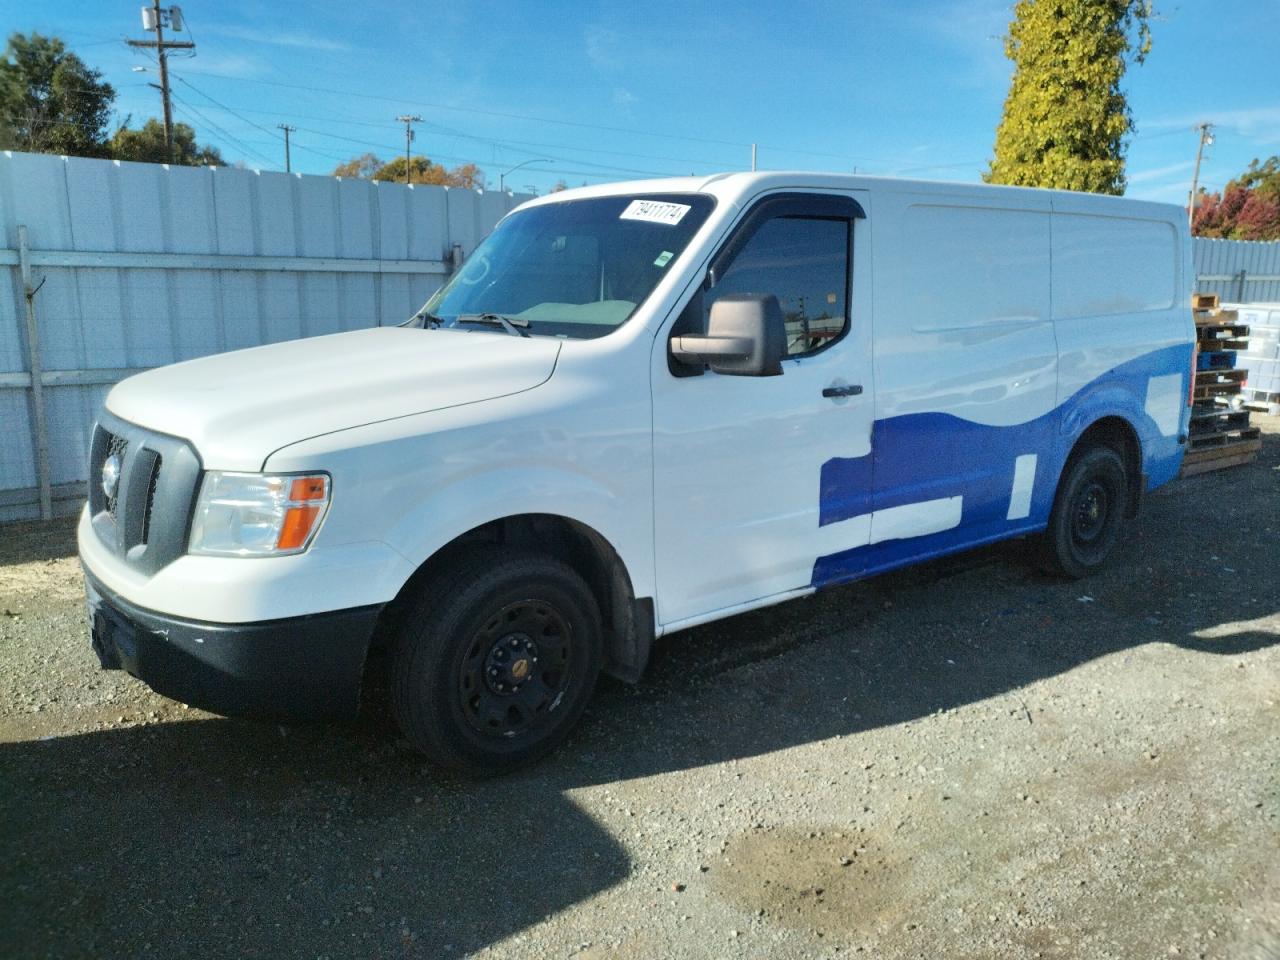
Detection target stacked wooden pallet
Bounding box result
[1183,294,1262,476]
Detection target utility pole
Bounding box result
[396,114,422,184]
[278,124,296,173]
[1188,122,1214,228]
[751,143,757,172]
[127,3,193,161]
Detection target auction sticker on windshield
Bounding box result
[620,200,691,226]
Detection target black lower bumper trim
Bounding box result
[84,569,382,721]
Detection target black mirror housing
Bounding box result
[670,293,785,377]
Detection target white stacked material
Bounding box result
[1228,302,1280,413]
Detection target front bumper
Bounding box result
[85,569,381,721]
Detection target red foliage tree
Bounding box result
[1193,156,1280,241]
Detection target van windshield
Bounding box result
[416,193,715,340]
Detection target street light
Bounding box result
[499,159,549,193]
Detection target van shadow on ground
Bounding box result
[2,431,1277,958]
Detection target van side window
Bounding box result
[709,216,851,357]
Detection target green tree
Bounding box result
[332,153,482,187]
[985,0,1152,195]
[110,118,224,166]
[0,32,115,157]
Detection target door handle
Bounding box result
[822,384,863,398]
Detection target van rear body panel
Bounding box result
[813,341,1192,589]
[801,179,1192,593]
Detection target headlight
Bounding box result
[188,472,331,557]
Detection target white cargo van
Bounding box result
[79,173,1195,772]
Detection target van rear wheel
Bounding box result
[390,546,602,775]
[1042,445,1128,579]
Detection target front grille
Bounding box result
[141,453,162,545]
[89,413,202,575]
[103,431,128,520]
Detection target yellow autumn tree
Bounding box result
[985,0,1152,195]
[331,153,482,187]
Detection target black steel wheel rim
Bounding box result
[457,599,573,739]
[1071,480,1109,546]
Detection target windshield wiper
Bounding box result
[454,313,531,338]
[405,308,445,329]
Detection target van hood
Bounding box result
[105,327,561,470]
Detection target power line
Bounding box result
[163,89,734,172]
[176,68,755,149]
[284,124,668,181]
[166,77,993,182]
[114,91,736,169]
[169,102,276,167]
[67,37,131,48]
[171,75,358,166]
[169,76,376,167]
[44,62,999,181]
[171,77,689,178]
[285,123,671,178]
[168,90,278,167]
[417,119,734,170]
[174,67,903,165]
[169,66,1027,175]
[173,75,286,144]
[171,73,727,174]
[163,94,633,181]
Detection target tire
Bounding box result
[1041,445,1129,579]
[390,545,602,775]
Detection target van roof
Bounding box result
[518,171,1185,222]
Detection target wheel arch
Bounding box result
[1060,415,1144,518]
[381,513,653,684]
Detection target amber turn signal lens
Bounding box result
[277,505,321,551]
[289,476,328,501]
[275,475,330,550]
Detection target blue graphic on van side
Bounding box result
[812,343,1192,590]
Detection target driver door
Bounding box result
[651,191,875,627]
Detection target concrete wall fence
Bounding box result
[1,151,529,522]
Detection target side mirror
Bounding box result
[670,293,785,377]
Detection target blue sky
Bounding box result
[6,0,1278,203]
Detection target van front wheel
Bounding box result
[391,546,602,775]
[1042,446,1128,579]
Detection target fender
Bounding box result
[382,464,651,600]
[1059,342,1192,490]
[1061,383,1145,441]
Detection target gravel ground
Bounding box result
[1,422,1278,960]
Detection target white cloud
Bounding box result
[585,26,620,70]
[1127,160,1195,184]
[182,52,266,79]
[1147,106,1280,145]
[1126,181,1192,204]
[203,25,352,53]
[612,87,638,108]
